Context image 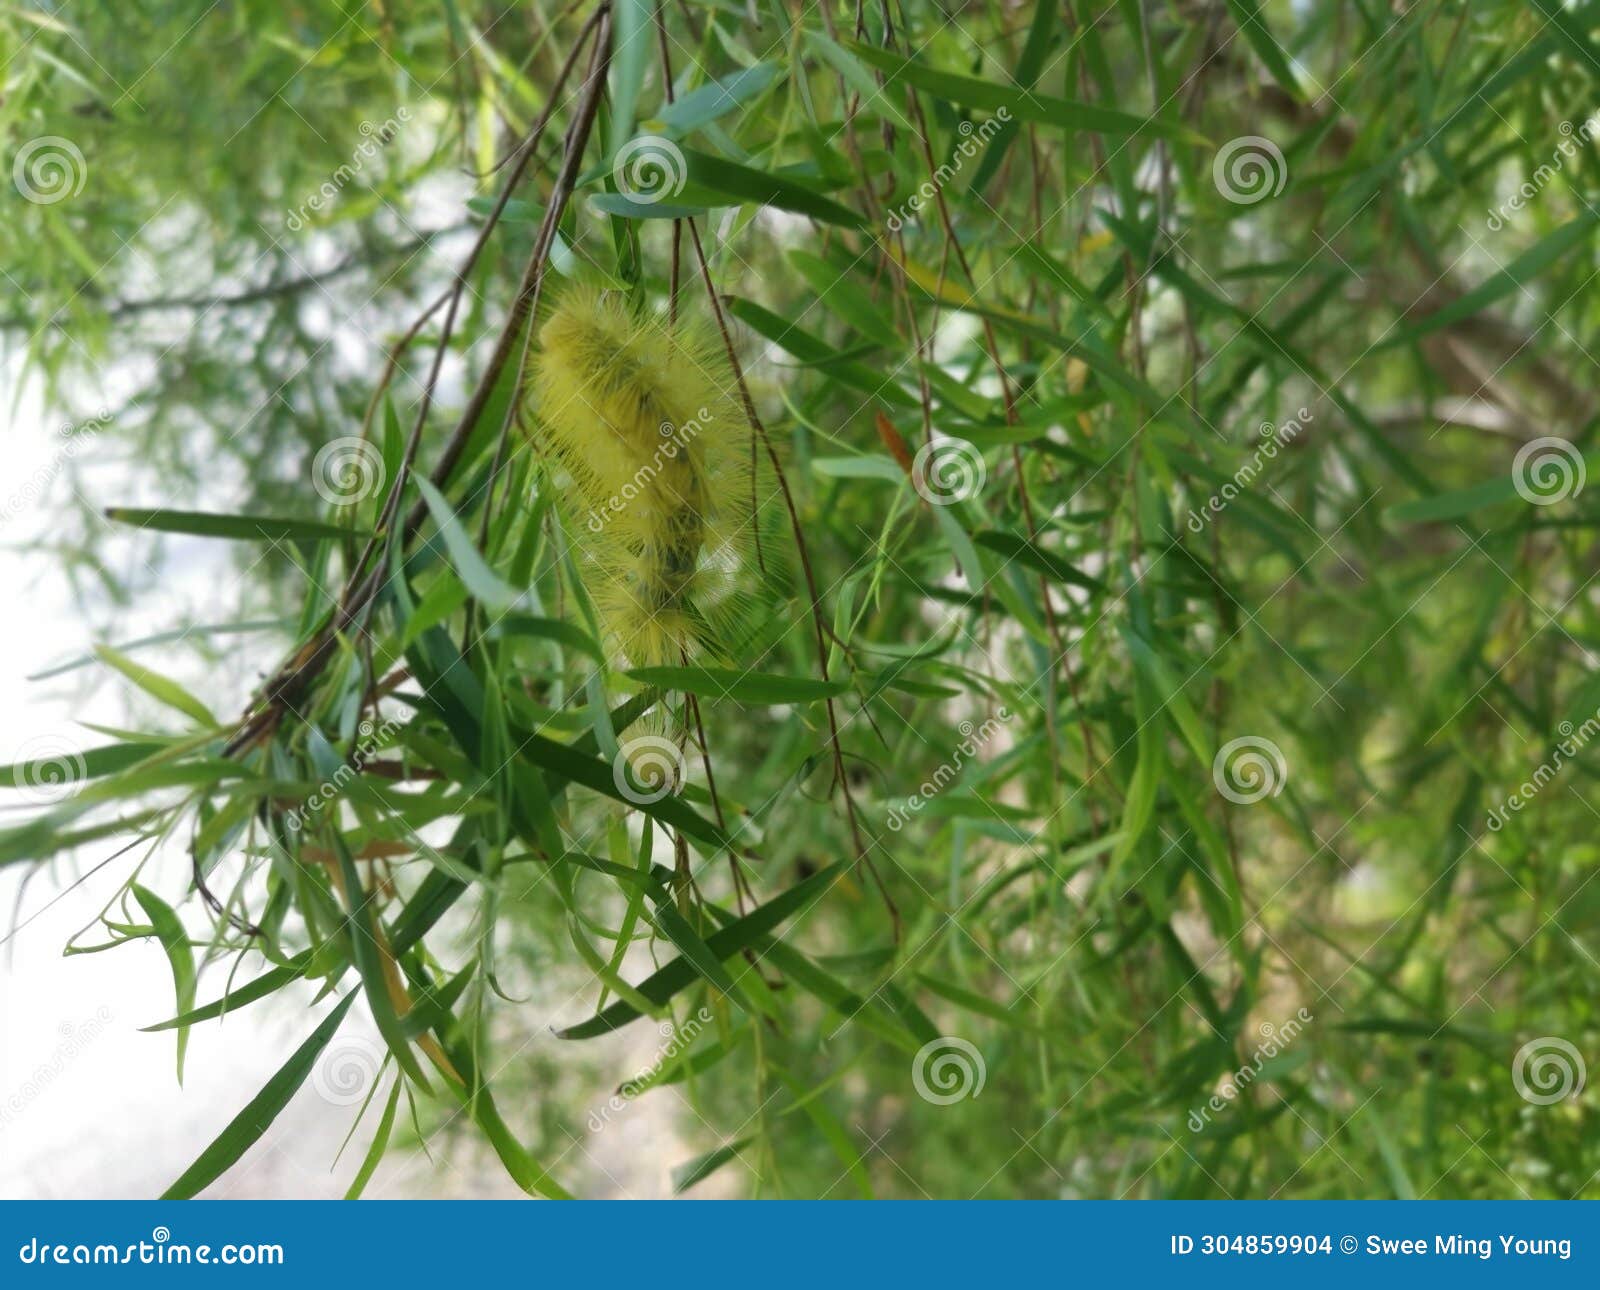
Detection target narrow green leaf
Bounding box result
[1385,451,1600,524]
[558,862,846,1038]
[344,1077,401,1200]
[648,899,750,1011]
[0,741,164,790]
[588,192,712,220]
[1381,211,1599,347]
[1222,0,1301,97]
[974,530,1108,593]
[331,834,430,1089]
[672,1138,752,1193]
[609,0,654,154]
[131,885,197,1082]
[142,958,310,1031]
[104,507,365,543]
[917,972,1043,1033]
[649,64,781,135]
[787,250,900,347]
[811,455,906,482]
[413,476,526,610]
[94,646,216,727]
[969,0,1058,193]
[682,148,865,228]
[162,993,358,1199]
[626,666,850,704]
[848,42,1204,143]
[752,934,921,1053]
[489,613,605,662]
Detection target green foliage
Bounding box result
[6,0,1600,1199]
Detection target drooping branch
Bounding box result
[223,4,613,755]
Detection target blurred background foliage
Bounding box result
[3,0,1600,1198]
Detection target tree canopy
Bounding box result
[4,0,1599,1198]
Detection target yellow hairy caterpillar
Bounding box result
[528,288,770,669]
